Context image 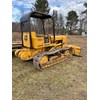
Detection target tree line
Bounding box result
[12,0,87,35]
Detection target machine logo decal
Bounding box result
[24,35,28,40]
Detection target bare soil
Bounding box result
[12,34,87,100]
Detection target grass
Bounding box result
[12,35,87,100]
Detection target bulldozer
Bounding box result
[15,11,81,70]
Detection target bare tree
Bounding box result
[58,13,64,34]
[79,2,87,35]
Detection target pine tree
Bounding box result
[31,0,50,14]
[66,10,79,35]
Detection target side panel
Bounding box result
[22,33,67,49]
[32,37,44,48]
[23,32,30,48]
[50,35,67,44]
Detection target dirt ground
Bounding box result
[12,34,87,100]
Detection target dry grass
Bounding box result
[12,34,87,100]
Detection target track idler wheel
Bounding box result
[17,50,32,60]
[15,49,22,57]
[39,56,48,69]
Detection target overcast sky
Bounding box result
[12,0,86,22]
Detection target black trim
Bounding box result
[20,11,52,23]
[29,19,33,49]
[52,17,55,42]
[41,19,45,35]
[20,23,23,47]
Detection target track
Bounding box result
[33,47,72,70]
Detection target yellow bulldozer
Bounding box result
[15,11,81,70]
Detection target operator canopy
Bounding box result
[20,11,52,23]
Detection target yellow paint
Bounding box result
[15,49,22,57]
[15,48,42,60]
[15,31,81,60]
[67,44,81,56]
[23,32,30,48]
[40,56,48,65]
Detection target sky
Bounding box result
[12,0,86,22]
